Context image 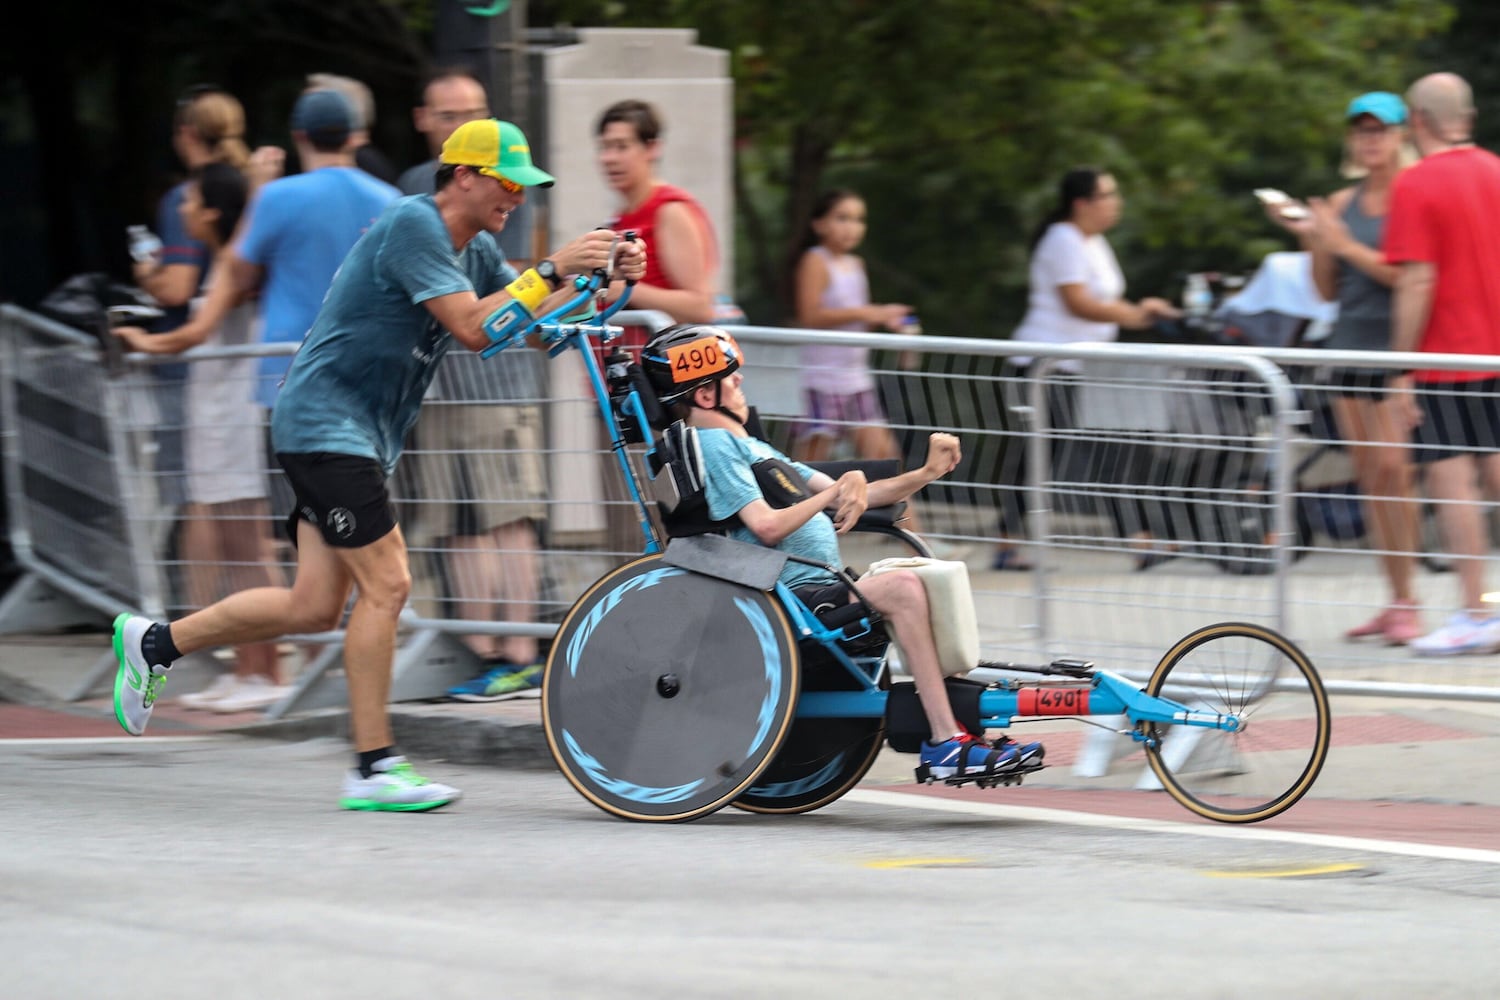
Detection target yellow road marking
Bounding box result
[1203,862,1365,879]
[864,858,976,870]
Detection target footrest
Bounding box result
[913,761,1047,790]
[1047,658,1095,678]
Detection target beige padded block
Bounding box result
[859,557,979,677]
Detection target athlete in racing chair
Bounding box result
[639,324,1044,780]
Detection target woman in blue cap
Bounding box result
[1273,91,1423,645]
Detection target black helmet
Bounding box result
[641,324,745,406]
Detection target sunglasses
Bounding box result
[472,165,523,194]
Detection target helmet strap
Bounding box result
[709,379,744,426]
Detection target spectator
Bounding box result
[110,117,647,812]
[596,98,719,339]
[392,66,548,701]
[643,324,1044,778]
[1272,92,1423,644]
[595,98,720,556]
[132,86,253,540]
[233,88,400,410]
[790,189,933,537]
[305,72,401,185]
[397,66,532,261]
[1384,72,1500,655]
[114,162,287,712]
[426,347,553,703]
[792,189,912,463]
[134,87,252,320]
[1004,167,1181,571]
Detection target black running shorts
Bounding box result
[276,452,398,549]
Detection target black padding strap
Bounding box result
[883,676,988,753]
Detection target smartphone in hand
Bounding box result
[1255,189,1309,221]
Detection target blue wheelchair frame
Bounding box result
[487,259,1329,825]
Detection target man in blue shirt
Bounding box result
[230,88,403,408]
[643,324,1044,780]
[110,119,647,812]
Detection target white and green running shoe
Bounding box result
[112,613,170,736]
[339,756,462,812]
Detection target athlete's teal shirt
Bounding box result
[270,195,518,475]
[696,428,841,589]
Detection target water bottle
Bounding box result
[1182,274,1213,320]
[897,314,922,371]
[127,225,162,265]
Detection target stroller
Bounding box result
[1193,253,1372,558]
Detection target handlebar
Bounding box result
[480,230,638,359]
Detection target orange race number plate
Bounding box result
[1017,687,1091,716]
[665,337,737,384]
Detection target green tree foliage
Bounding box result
[549,0,1453,337]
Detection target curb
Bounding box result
[226,706,555,770]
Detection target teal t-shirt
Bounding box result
[270,195,518,474]
[696,428,841,589]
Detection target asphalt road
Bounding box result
[7,735,1500,999]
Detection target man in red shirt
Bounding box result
[1384,71,1500,655]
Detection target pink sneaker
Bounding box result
[1345,607,1392,641]
[1381,601,1423,646]
[1346,601,1421,643]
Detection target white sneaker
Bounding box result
[178,673,241,710]
[207,675,290,714]
[111,613,170,736]
[339,757,462,812]
[1409,613,1500,656]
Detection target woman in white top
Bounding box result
[1013,168,1178,360]
[1000,167,1180,570]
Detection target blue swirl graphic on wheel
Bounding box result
[558,568,788,807]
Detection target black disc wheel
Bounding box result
[733,650,888,815]
[543,555,800,822]
[1143,621,1331,824]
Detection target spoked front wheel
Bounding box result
[1143,622,1331,824]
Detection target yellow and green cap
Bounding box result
[440,118,555,188]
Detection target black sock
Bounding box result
[141,623,182,669]
[358,747,398,778]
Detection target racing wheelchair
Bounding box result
[481,254,1331,827]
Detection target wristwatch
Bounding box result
[535,259,563,289]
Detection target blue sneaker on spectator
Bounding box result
[920,732,1025,778]
[447,661,543,702]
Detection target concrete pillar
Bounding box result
[537,28,733,542]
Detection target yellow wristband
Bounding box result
[505,269,550,314]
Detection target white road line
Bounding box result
[845,789,1500,866]
[0,736,217,747]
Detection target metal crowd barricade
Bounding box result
[731,326,1300,678]
[0,305,165,630]
[735,323,1500,704]
[6,299,1500,715]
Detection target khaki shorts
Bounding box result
[403,403,547,545]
